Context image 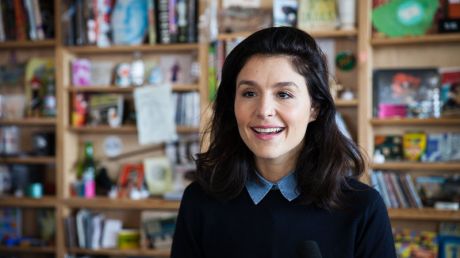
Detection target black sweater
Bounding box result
[171,179,396,258]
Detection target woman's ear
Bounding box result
[309,106,319,123]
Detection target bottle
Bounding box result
[81,142,96,198]
[43,77,56,117]
[131,51,145,86]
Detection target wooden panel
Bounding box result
[372,33,460,45]
[372,162,460,171]
[65,197,180,210]
[64,44,200,54]
[68,247,169,257]
[373,43,460,68]
[0,197,58,207]
[389,208,460,221]
[0,40,56,49]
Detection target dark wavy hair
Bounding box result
[195,27,366,209]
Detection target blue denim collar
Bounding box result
[245,170,300,205]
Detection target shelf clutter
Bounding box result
[0,0,459,258]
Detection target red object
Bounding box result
[448,0,460,18]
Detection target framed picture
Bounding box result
[373,68,440,119]
[117,163,144,198]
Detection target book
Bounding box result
[297,0,337,31]
[141,211,177,249]
[88,94,124,127]
[422,133,448,162]
[156,0,170,44]
[273,0,298,27]
[111,0,148,46]
[403,132,427,161]
[143,156,173,195]
[440,67,460,117]
[64,216,77,248]
[416,176,446,207]
[374,135,403,161]
[100,219,123,248]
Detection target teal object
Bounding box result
[28,183,43,198]
[372,0,439,37]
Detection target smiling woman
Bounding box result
[171,27,397,258]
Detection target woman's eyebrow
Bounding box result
[236,80,299,88]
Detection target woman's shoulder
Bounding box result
[341,177,383,209]
[183,181,207,199]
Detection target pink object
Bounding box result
[378,103,407,118]
[84,180,95,198]
[72,59,91,86]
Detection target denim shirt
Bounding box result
[245,171,300,205]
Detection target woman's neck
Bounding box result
[255,157,295,183]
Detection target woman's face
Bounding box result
[234,55,316,167]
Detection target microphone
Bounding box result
[297,240,322,258]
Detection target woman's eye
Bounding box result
[278,92,292,99]
[242,91,256,97]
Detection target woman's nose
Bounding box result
[256,96,275,118]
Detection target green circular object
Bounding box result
[335,51,356,71]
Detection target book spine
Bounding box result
[14,0,27,40]
[23,0,37,40]
[383,172,400,208]
[176,0,187,43]
[0,2,5,41]
[148,0,157,44]
[156,0,170,44]
[390,173,409,208]
[398,174,417,208]
[187,0,197,42]
[405,174,423,208]
[31,0,44,39]
[374,171,392,207]
[168,0,177,43]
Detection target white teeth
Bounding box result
[253,127,283,133]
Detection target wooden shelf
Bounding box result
[335,99,358,107]
[388,208,460,221]
[218,29,357,41]
[0,118,56,126]
[67,84,200,93]
[0,246,56,253]
[69,125,199,134]
[68,247,170,256]
[0,39,56,49]
[371,33,460,46]
[64,43,200,54]
[64,197,180,210]
[370,118,460,126]
[0,156,56,164]
[371,162,460,171]
[0,197,58,207]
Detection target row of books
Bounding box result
[65,209,177,250]
[372,171,460,209]
[370,171,423,209]
[0,0,54,42]
[63,0,198,47]
[374,132,460,163]
[173,92,200,127]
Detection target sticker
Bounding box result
[103,136,123,157]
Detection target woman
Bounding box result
[171,27,396,258]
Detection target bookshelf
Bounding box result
[0,1,60,257]
[359,0,460,230]
[1,0,459,257]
